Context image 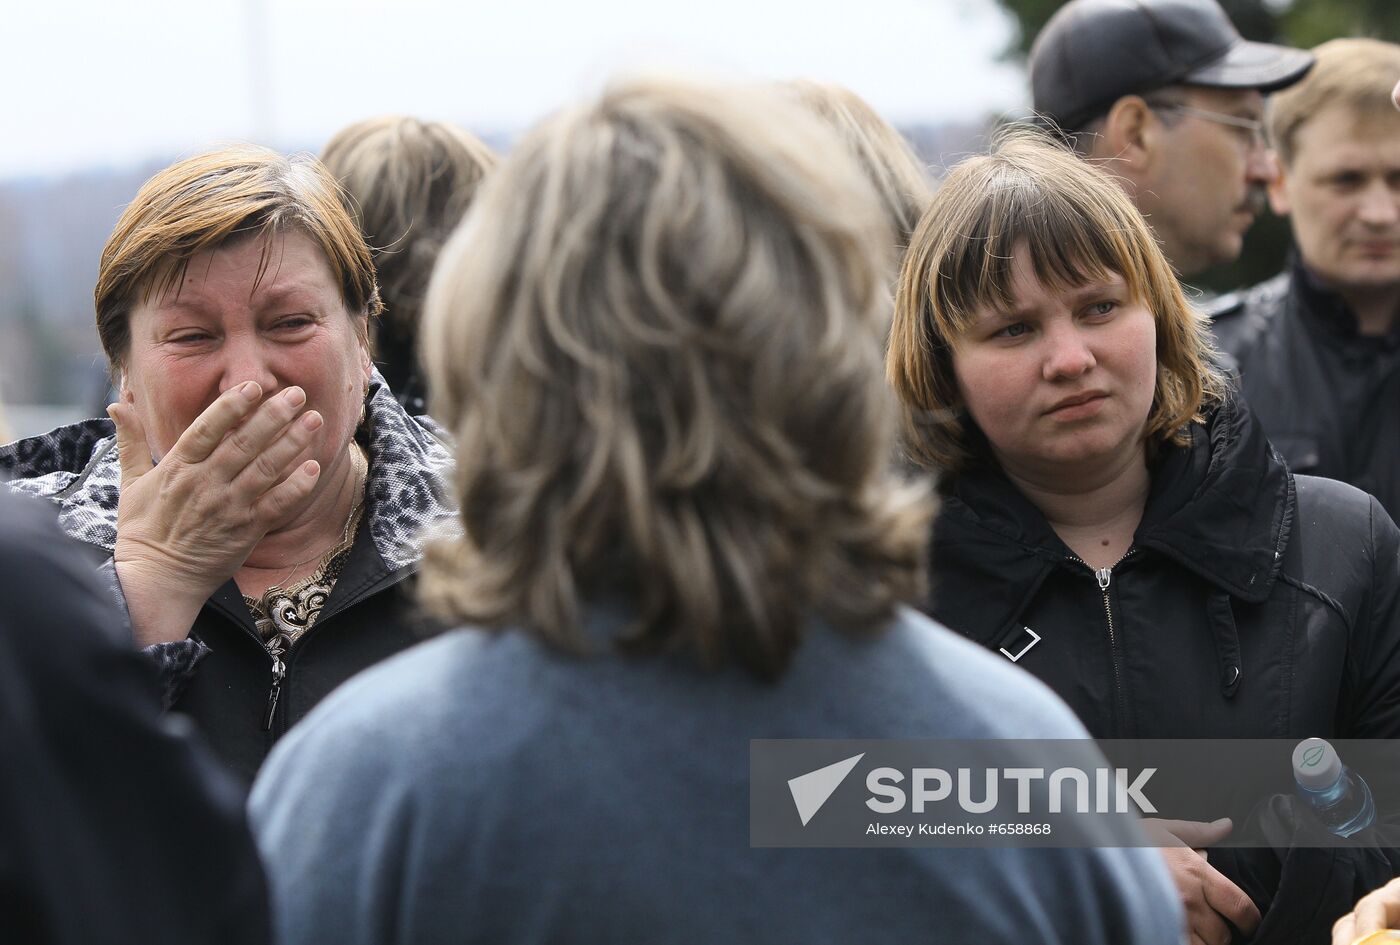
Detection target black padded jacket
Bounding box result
[925,396,1400,942]
[1208,258,1400,520]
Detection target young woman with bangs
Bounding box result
[888,130,1400,945]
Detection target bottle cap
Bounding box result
[1293,737,1343,790]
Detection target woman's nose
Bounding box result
[217,335,280,397]
[1042,326,1096,381]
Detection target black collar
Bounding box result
[1291,253,1400,349]
[931,397,1292,637]
[1132,396,1290,603]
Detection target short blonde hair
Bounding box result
[786,80,934,251]
[419,77,932,677]
[321,116,497,338]
[1269,38,1400,167]
[96,145,380,372]
[888,129,1224,472]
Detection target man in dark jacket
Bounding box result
[0,489,269,944]
[1210,38,1400,520]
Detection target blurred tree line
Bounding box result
[990,0,1400,294]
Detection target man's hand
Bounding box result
[1144,817,1261,945]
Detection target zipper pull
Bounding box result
[263,656,286,731]
[1095,567,1111,591]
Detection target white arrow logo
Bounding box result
[787,753,865,826]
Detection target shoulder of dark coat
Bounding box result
[1205,271,1293,365]
[1203,271,1291,323]
[1281,475,1394,628]
[1291,474,1383,537]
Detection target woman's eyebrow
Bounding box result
[248,285,331,312]
[149,296,214,317]
[1065,278,1125,300]
[973,306,1030,325]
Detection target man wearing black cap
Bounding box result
[1030,0,1313,277]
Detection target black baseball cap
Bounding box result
[1030,0,1314,131]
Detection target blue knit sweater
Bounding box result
[250,605,1183,945]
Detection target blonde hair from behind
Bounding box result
[419,76,934,677]
[888,127,1225,473]
[321,116,497,338]
[1267,38,1400,167]
[786,80,934,251]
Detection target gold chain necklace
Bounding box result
[260,441,368,597]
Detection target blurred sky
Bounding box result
[5,0,1025,179]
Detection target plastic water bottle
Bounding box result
[1292,737,1375,837]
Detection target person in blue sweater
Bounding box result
[249,76,1184,945]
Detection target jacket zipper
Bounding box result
[262,653,286,731]
[1068,549,1136,734]
[257,566,414,735]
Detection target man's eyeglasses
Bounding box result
[1147,102,1268,151]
